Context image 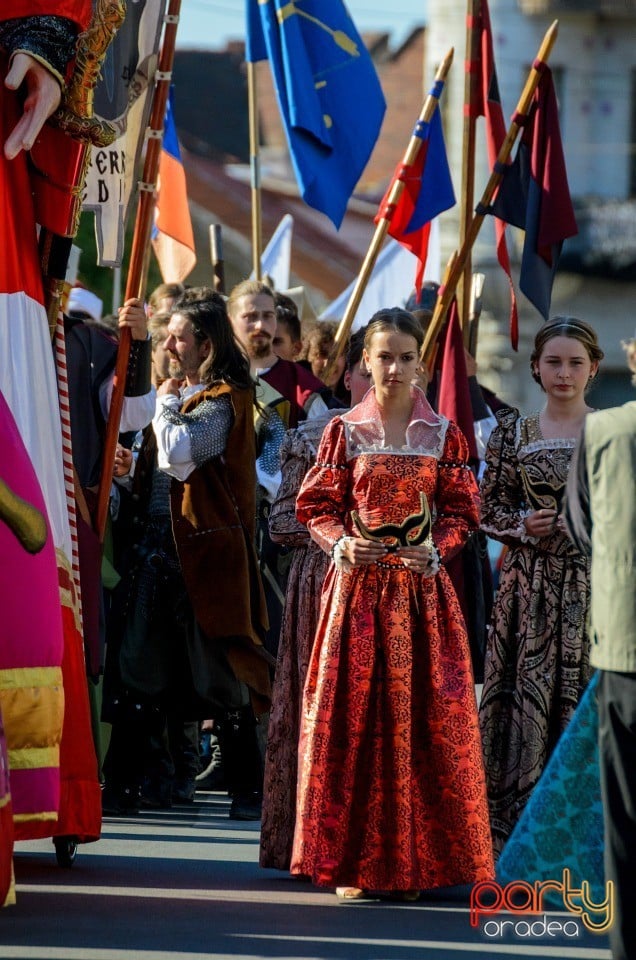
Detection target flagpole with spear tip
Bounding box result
[248,61,263,280]
[322,47,454,383]
[458,0,481,345]
[468,272,485,357]
[210,224,225,293]
[421,19,559,370]
[94,0,182,543]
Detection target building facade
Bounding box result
[427,0,636,410]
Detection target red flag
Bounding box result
[437,300,478,462]
[152,88,196,283]
[470,0,518,348]
[376,107,455,293]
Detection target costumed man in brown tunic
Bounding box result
[102,294,271,816]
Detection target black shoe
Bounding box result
[229,793,262,821]
[102,784,140,816]
[140,778,173,809]
[172,779,196,804]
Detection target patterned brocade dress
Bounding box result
[291,388,494,892]
[260,413,339,871]
[478,409,591,856]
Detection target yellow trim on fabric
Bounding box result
[57,549,82,632]
[0,681,64,751]
[0,794,11,810]
[3,866,15,907]
[13,811,57,823]
[7,746,59,769]
[0,666,62,689]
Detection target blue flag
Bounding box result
[246,0,386,228]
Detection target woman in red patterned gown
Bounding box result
[260,330,371,871]
[291,309,494,898]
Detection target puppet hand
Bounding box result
[4,53,61,160]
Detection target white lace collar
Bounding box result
[341,386,448,459]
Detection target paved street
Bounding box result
[3,792,611,960]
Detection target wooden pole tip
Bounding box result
[436,47,454,80]
[538,19,559,61]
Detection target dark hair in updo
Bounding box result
[363,307,424,354]
[346,326,367,371]
[530,316,604,387]
[274,292,301,342]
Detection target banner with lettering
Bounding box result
[83,0,167,266]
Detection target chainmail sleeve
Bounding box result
[256,406,286,503]
[160,395,233,468]
[154,394,233,480]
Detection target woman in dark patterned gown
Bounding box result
[291,309,494,899]
[259,332,371,871]
[479,317,603,856]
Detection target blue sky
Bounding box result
[177,1,428,50]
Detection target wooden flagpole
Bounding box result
[248,61,263,279]
[94,0,182,542]
[467,272,485,356]
[458,0,481,346]
[421,20,559,370]
[209,224,225,293]
[322,47,454,382]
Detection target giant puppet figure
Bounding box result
[0,395,62,905]
[0,1,106,893]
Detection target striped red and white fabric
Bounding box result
[54,311,83,622]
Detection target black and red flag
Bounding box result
[491,66,577,326]
[472,0,505,165]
